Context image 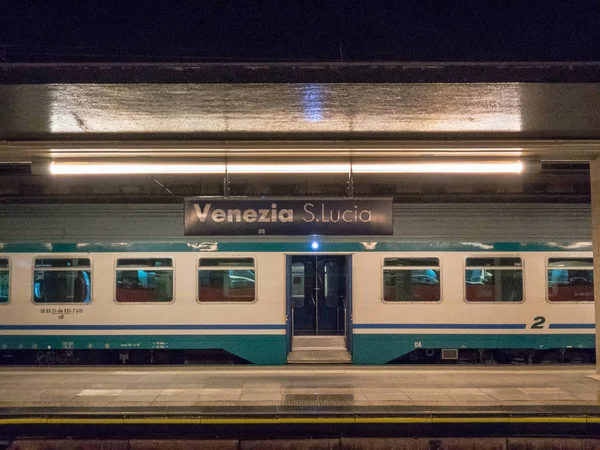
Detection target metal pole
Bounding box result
[223,156,229,197]
[348,156,354,197]
[344,306,347,339]
[315,255,319,335]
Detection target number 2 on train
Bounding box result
[531,316,546,329]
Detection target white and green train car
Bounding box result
[0,202,594,364]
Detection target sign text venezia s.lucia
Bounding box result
[184,197,393,235]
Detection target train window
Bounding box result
[35,258,90,268]
[33,258,91,303]
[198,258,256,303]
[116,258,173,303]
[199,258,254,267]
[465,257,522,303]
[291,262,306,308]
[117,258,172,268]
[384,258,440,267]
[383,257,440,302]
[547,258,594,302]
[0,258,8,304]
[466,257,522,267]
[323,260,342,308]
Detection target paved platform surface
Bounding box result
[0,365,598,412]
[1,366,600,439]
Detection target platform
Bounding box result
[0,365,600,440]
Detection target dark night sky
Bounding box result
[2,2,600,62]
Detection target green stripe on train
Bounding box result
[0,241,592,253]
[352,333,595,364]
[0,333,593,365]
[0,334,287,365]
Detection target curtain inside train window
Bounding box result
[198,258,255,302]
[383,257,440,302]
[0,258,8,304]
[116,258,173,303]
[547,258,594,302]
[465,257,523,302]
[33,258,91,303]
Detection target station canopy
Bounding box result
[0,62,599,201]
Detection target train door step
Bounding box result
[287,336,352,364]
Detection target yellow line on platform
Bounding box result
[355,417,431,423]
[276,417,355,424]
[510,417,587,424]
[123,418,203,425]
[0,416,595,426]
[200,418,282,425]
[48,418,124,425]
[432,417,509,424]
[0,418,49,425]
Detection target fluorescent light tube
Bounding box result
[46,160,524,175]
[352,161,523,174]
[227,163,351,174]
[49,162,226,175]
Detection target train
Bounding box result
[0,201,594,365]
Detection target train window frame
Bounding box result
[545,255,594,304]
[463,255,525,304]
[196,256,257,304]
[31,255,93,305]
[381,256,443,304]
[113,257,175,305]
[0,256,10,305]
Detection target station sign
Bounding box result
[184,197,393,236]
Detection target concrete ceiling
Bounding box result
[1,62,600,161]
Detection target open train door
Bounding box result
[286,254,352,363]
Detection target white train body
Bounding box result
[0,202,594,364]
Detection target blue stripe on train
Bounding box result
[0,323,593,331]
[353,323,527,329]
[0,324,286,331]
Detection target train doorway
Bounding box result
[286,255,352,363]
